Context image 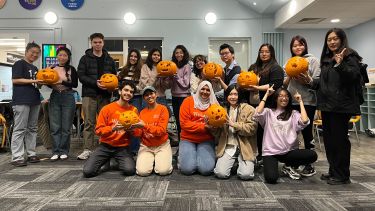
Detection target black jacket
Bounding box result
[77,49,117,98]
[312,49,361,115]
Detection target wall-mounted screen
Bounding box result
[42,44,66,68]
[0,63,13,101]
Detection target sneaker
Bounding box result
[320,173,331,181]
[11,160,27,167]
[60,154,68,160]
[327,177,351,185]
[299,165,317,177]
[50,155,59,161]
[77,150,91,160]
[282,165,301,180]
[28,156,40,163]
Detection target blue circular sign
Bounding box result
[19,0,42,10]
[61,0,84,10]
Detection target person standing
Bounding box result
[10,42,42,167]
[48,47,78,161]
[216,44,241,91]
[77,33,117,160]
[309,28,362,185]
[283,35,321,176]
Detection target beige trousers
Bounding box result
[136,140,173,176]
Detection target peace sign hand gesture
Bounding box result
[334,48,346,64]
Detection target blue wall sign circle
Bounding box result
[19,0,42,10]
[61,0,84,10]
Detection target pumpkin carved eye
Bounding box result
[202,62,223,79]
[285,56,309,77]
[237,71,258,88]
[205,104,226,127]
[157,60,177,77]
[36,68,59,84]
[100,73,118,91]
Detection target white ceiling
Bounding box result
[236,0,375,29]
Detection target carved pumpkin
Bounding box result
[237,71,258,88]
[156,60,177,77]
[36,68,59,84]
[100,73,119,91]
[205,104,227,127]
[285,56,309,77]
[118,110,139,129]
[202,62,223,79]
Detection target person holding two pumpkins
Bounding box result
[309,28,362,185]
[213,84,258,180]
[135,86,173,176]
[118,49,143,153]
[283,35,321,176]
[10,42,43,167]
[77,33,117,160]
[47,47,78,161]
[178,81,218,175]
[247,43,284,164]
[170,45,192,142]
[83,81,141,178]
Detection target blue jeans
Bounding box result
[48,91,76,155]
[178,140,216,175]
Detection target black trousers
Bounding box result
[172,96,187,142]
[292,105,316,150]
[263,149,318,184]
[321,111,351,180]
[83,143,135,178]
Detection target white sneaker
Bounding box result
[50,154,59,161]
[60,154,68,160]
[77,150,91,160]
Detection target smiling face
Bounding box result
[25,47,40,63]
[277,90,290,108]
[91,37,104,52]
[119,84,134,102]
[143,90,157,105]
[259,46,271,63]
[195,57,206,70]
[227,88,239,106]
[174,48,184,62]
[57,50,69,66]
[292,40,305,57]
[199,85,211,100]
[327,32,342,53]
[152,51,161,64]
[129,51,138,66]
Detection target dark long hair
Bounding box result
[249,43,278,78]
[320,28,349,66]
[118,49,142,81]
[290,35,308,56]
[172,45,190,68]
[192,55,207,78]
[145,48,162,70]
[56,46,72,82]
[269,88,293,121]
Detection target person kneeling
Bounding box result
[135,86,173,176]
[82,81,140,178]
[213,85,257,180]
[253,86,317,184]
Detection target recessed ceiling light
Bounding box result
[235,41,241,44]
[205,12,217,25]
[331,19,340,23]
[253,2,257,6]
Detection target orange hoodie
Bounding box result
[95,102,138,147]
[138,104,169,147]
[180,96,214,143]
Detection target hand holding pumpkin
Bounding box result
[293,72,310,85]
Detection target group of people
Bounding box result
[10,28,362,185]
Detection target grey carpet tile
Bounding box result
[0,197,56,211]
[221,198,284,210]
[278,198,347,211]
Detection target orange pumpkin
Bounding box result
[285,56,309,77]
[202,62,223,79]
[205,104,227,127]
[118,110,139,129]
[36,68,59,84]
[237,71,258,88]
[100,73,118,91]
[156,60,177,77]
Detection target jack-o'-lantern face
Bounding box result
[202,62,223,79]
[118,110,139,129]
[237,71,258,88]
[205,104,227,127]
[156,60,177,77]
[100,73,119,91]
[36,68,59,84]
[285,56,309,77]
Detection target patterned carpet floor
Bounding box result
[0,134,374,211]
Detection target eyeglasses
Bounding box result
[220,51,231,56]
[278,95,289,99]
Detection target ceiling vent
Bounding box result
[297,18,326,24]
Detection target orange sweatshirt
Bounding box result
[95,102,139,147]
[180,96,214,143]
[138,104,169,147]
